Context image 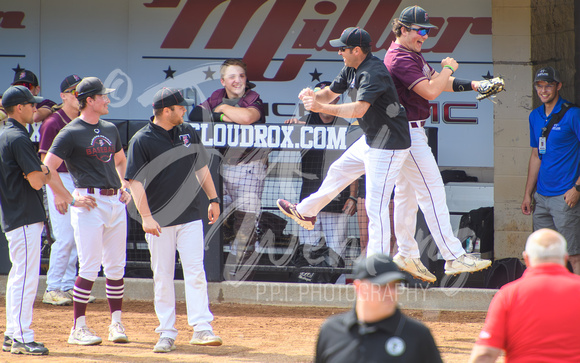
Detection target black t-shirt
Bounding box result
[330,53,411,150]
[300,113,351,213]
[49,118,123,189]
[315,308,443,363]
[125,121,210,227]
[0,119,46,232]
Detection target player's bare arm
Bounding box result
[25,164,52,190]
[342,181,358,216]
[413,57,458,100]
[303,97,369,119]
[214,104,260,125]
[468,344,501,363]
[300,86,340,105]
[195,165,221,224]
[522,148,541,215]
[128,179,162,237]
[114,149,132,205]
[43,152,97,214]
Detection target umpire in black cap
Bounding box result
[315,254,443,362]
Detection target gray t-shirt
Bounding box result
[49,117,123,189]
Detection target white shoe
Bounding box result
[63,290,96,303]
[445,254,492,275]
[393,254,436,283]
[189,330,223,346]
[42,290,72,306]
[153,337,176,353]
[68,326,102,346]
[108,322,128,343]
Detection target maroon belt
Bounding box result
[410,121,426,128]
[87,187,118,196]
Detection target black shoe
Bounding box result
[2,336,11,352]
[10,340,49,355]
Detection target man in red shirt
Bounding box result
[469,228,580,362]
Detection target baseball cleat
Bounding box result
[42,290,72,306]
[276,199,316,230]
[10,341,48,355]
[153,337,176,353]
[189,330,223,346]
[68,326,102,346]
[393,254,436,283]
[444,254,492,275]
[108,322,129,343]
[2,335,12,352]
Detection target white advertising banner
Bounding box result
[0,0,492,166]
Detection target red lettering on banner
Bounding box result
[243,0,309,81]
[160,0,226,49]
[423,17,491,53]
[0,12,25,29]
[293,19,329,49]
[206,0,267,49]
[361,0,402,51]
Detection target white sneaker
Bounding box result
[108,322,128,343]
[42,290,72,306]
[393,254,436,283]
[63,290,96,303]
[68,326,102,346]
[153,337,176,353]
[445,254,492,275]
[189,330,223,346]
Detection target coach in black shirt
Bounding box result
[0,86,50,355]
[315,254,442,363]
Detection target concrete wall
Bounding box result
[492,0,576,259]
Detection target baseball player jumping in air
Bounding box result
[384,5,493,282]
[126,88,223,353]
[0,86,51,355]
[44,77,132,346]
[277,27,412,256]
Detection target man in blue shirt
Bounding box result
[521,67,580,274]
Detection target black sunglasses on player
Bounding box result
[406,26,430,36]
[338,46,355,52]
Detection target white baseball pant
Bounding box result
[394,125,466,261]
[222,160,266,214]
[4,222,43,343]
[146,220,214,339]
[71,189,127,282]
[297,136,409,256]
[46,172,78,292]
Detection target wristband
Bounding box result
[452,78,473,92]
[209,197,220,204]
[348,196,358,203]
[443,65,455,74]
[44,167,50,176]
[70,198,75,207]
[219,113,224,122]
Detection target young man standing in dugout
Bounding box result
[44,77,132,346]
[126,87,223,352]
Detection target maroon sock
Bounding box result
[73,277,94,327]
[106,278,124,314]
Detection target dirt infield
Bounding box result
[0,298,502,362]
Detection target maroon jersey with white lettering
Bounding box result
[385,42,435,122]
[48,117,123,189]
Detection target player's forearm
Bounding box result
[195,166,218,199]
[127,180,153,218]
[317,101,369,119]
[524,149,541,197]
[114,151,129,189]
[44,153,73,203]
[219,104,260,124]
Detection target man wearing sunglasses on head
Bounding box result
[384,5,491,283]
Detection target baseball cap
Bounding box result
[152,87,194,109]
[329,27,371,48]
[2,85,44,108]
[534,67,561,83]
[353,254,407,285]
[75,77,115,99]
[398,5,438,29]
[60,74,83,93]
[12,70,39,86]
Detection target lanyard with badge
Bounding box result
[539,102,574,156]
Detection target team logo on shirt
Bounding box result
[86,135,115,162]
[179,134,191,147]
[385,336,406,356]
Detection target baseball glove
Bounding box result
[476,76,505,101]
